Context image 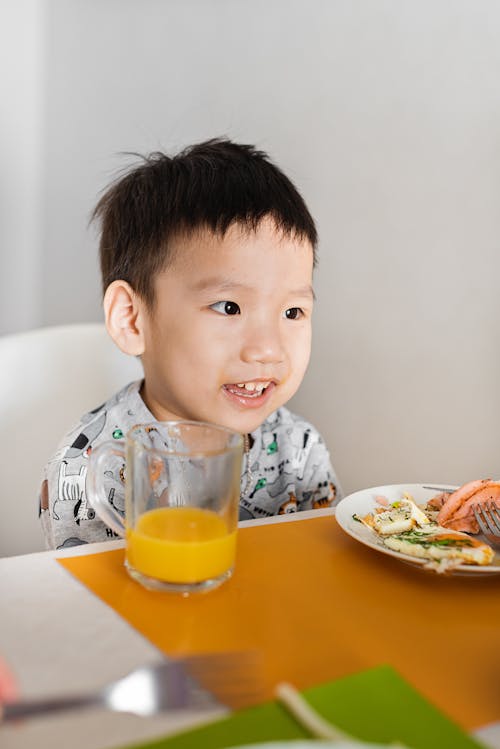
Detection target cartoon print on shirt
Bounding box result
[248,431,284,498]
[248,477,267,499]
[64,412,106,459]
[148,456,169,499]
[242,421,336,517]
[85,403,106,418]
[56,536,88,549]
[250,427,311,502]
[278,491,298,514]
[53,461,87,520]
[286,425,311,480]
[238,505,254,521]
[149,457,163,483]
[58,461,86,501]
[103,470,126,514]
[266,433,278,454]
[74,495,95,524]
[312,480,337,509]
[107,487,125,516]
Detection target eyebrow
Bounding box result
[192,278,315,299]
[192,278,250,293]
[291,285,316,301]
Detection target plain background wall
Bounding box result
[1,0,500,495]
[0,0,45,333]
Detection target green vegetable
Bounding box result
[392,530,473,549]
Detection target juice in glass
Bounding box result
[88,420,243,592]
[126,506,237,585]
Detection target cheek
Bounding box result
[288,326,312,371]
[153,315,197,356]
[169,322,232,385]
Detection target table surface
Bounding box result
[1,508,499,749]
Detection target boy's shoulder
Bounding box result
[47,380,150,465]
[240,407,339,520]
[41,380,150,548]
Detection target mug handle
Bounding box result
[87,441,126,537]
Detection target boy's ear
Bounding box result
[103,280,146,357]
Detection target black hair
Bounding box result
[93,137,317,306]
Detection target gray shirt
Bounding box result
[39,381,342,549]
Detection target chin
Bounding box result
[206,394,287,435]
[223,409,280,436]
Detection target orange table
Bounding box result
[59,513,500,733]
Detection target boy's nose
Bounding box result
[240,324,285,365]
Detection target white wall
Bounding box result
[2,0,500,493]
[0,0,45,333]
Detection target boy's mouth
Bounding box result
[224,381,271,397]
[222,380,275,407]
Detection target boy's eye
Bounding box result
[284,307,303,320]
[209,301,241,316]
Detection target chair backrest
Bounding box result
[0,323,143,557]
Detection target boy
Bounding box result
[40,138,342,549]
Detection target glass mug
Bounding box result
[87,421,244,593]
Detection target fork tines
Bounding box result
[180,650,267,710]
[472,502,500,538]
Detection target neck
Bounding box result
[139,381,180,422]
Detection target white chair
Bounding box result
[0,323,143,557]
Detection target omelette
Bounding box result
[360,496,494,567]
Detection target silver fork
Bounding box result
[1,651,263,723]
[472,503,500,547]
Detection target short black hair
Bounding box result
[93,137,318,307]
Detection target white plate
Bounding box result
[335,483,500,576]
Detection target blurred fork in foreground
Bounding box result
[1,651,264,723]
[472,502,500,547]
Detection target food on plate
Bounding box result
[357,495,494,569]
[382,527,493,566]
[362,495,430,535]
[429,479,500,534]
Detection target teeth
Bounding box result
[236,381,270,393]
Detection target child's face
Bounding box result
[140,219,314,435]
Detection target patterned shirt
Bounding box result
[39,381,342,549]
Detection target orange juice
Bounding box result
[126,507,236,584]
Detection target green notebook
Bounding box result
[124,665,484,749]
